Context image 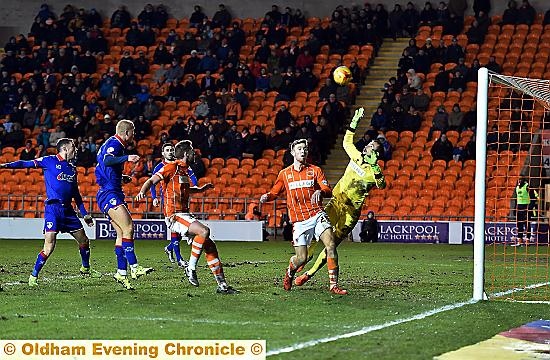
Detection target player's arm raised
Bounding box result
[343,107,365,163]
[136,174,162,201]
[0,159,40,169]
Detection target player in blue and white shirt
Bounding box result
[95,120,153,290]
[0,138,96,287]
[150,141,198,267]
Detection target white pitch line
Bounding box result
[14,313,346,329]
[2,274,85,287]
[266,281,550,357]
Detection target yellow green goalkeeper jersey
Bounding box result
[332,129,386,210]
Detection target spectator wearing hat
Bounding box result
[377,134,392,161]
[194,95,210,120]
[444,37,464,64]
[360,211,379,243]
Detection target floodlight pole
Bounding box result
[473,67,489,301]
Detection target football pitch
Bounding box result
[0,239,548,359]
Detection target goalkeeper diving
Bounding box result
[294,107,386,286]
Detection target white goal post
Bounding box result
[473,67,550,301]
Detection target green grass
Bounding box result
[0,240,548,359]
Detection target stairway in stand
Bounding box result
[323,38,410,186]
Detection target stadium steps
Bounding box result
[324,38,409,185]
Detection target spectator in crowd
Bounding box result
[377,134,392,161]
[544,7,550,25]
[134,115,152,141]
[403,2,420,37]
[141,97,158,122]
[275,103,293,130]
[502,0,519,25]
[212,4,232,28]
[432,66,450,93]
[360,211,379,243]
[20,140,37,160]
[485,56,502,73]
[449,70,466,92]
[518,0,536,25]
[49,125,66,147]
[413,88,430,111]
[431,133,454,161]
[448,104,464,131]
[370,107,389,132]
[194,95,210,120]
[452,145,465,162]
[431,105,450,137]
[444,37,464,64]
[201,134,220,160]
[402,105,422,132]
[36,126,50,148]
[244,125,266,160]
[76,140,95,167]
[225,96,241,121]
[111,6,131,29]
[466,19,487,45]
[321,93,346,134]
[474,0,491,17]
[189,5,207,28]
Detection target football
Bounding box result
[333,66,352,86]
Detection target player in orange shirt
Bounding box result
[260,139,348,295]
[135,140,237,294]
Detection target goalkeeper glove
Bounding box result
[371,164,383,177]
[349,107,365,130]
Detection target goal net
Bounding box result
[474,68,550,302]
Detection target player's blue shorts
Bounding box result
[43,201,83,233]
[97,189,127,215]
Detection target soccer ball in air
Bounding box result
[333,66,352,86]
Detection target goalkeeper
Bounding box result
[295,107,386,286]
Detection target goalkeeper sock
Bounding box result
[204,240,225,286]
[171,232,183,262]
[114,245,127,275]
[79,243,90,268]
[31,251,48,277]
[188,235,206,271]
[306,248,328,277]
[122,238,137,266]
[327,257,339,289]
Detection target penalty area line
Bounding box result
[267,281,550,357]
